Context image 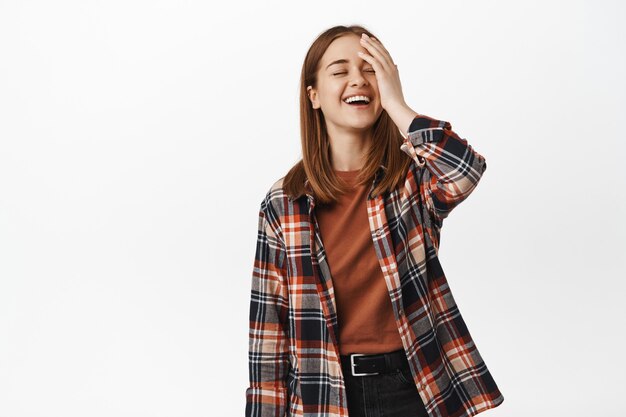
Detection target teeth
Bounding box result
[344,95,371,104]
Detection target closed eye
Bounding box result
[332,69,376,76]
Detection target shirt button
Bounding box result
[375,229,383,236]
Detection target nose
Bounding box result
[349,70,369,87]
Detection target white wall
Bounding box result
[1,0,624,416]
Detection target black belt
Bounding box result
[340,348,409,377]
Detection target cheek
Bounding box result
[317,84,343,103]
[331,86,344,101]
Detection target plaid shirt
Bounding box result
[246,114,504,417]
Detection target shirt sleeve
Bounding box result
[245,200,291,417]
[400,114,488,225]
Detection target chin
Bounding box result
[349,119,377,130]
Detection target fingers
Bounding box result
[367,35,392,59]
[359,34,395,72]
[357,50,377,71]
[359,35,386,66]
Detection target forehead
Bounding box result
[320,35,364,68]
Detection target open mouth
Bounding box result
[343,95,371,108]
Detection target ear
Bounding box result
[307,85,320,109]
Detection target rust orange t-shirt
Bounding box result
[315,169,404,355]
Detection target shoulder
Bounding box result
[259,175,303,218]
[267,176,287,197]
[257,176,303,245]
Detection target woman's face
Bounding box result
[307,34,383,133]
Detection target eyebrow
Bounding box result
[325,59,350,70]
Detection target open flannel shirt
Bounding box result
[246,113,504,417]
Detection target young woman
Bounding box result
[245,25,504,417]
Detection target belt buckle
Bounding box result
[350,353,380,376]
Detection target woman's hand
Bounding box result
[358,33,418,136]
[358,33,406,112]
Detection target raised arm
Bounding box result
[354,34,487,225]
[245,199,291,417]
[398,112,488,225]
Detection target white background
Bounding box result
[1,1,625,416]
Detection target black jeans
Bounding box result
[341,351,429,417]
